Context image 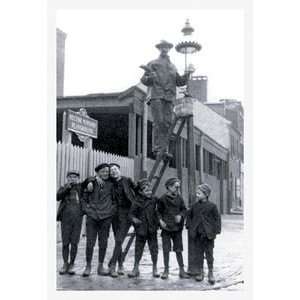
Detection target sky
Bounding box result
[57,9,244,102]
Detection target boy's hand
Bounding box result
[159,219,167,229]
[132,217,142,225]
[175,215,182,223]
[87,182,94,192]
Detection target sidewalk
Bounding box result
[57,215,244,290]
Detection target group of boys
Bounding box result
[57,163,221,284]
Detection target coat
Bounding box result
[56,183,83,222]
[129,193,159,237]
[157,193,187,232]
[141,55,189,102]
[186,200,221,240]
[112,176,137,211]
[82,177,116,221]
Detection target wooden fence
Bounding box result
[56,142,134,187]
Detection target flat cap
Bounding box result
[66,170,80,177]
[165,177,180,188]
[95,163,110,173]
[198,183,212,197]
[109,163,120,169]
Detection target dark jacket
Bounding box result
[56,183,83,222]
[186,200,221,240]
[82,177,116,221]
[141,55,189,102]
[129,193,159,237]
[112,176,136,211]
[157,193,187,232]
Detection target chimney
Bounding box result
[56,28,67,97]
[189,75,207,103]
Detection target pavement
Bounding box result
[57,215,244,290]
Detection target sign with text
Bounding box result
[66,110,98,138]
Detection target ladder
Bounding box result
[121,116,189,262]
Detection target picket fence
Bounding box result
[56,142,134,187]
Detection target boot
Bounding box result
[208,269,215,285]
[59,263,69,275]
[195,269,204,282]
[117,264,125,275]
[97,263,110,276]
[110,265,118,278]
[82,264,91,277]
[161,268,169,280]
[152,265,159,278]
[67,263,76,275]
[127,265,140,278]
[179,267,190,279]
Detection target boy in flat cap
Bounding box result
[81,163,116,277]
[157,177,189,279]
[108,163,137,277]
[186,183,221,284]
[57,170,84,275]
[140,40,192,156]
[127,179,159,278]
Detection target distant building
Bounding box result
[56,28,67,97]
[206,99,244,212]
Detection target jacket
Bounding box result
[56,183,83,222]
[82,177,116,220]
[140,55,189,102]
[157,193,187,232]
[186,200,221,240]
[129,193,159,237]
[112,176,137,211]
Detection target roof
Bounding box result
[193,100,231,149]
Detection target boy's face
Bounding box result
[196,186,207,201]
[167,181,180,195]
[67,174,79,184]
[159,46,170,57]
[110,165,121,179]
[141,185,152,198]
[97,167,110,180]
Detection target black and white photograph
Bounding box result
[55,8,247,292]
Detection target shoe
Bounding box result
[67,263,76,275]
[97,263,110,276]
[59,263,69,275]
[152,265,160,278]
[127,266,140,278]
[110,265,118,278]
[161,268,169,280]
[117,265,125,275]
[179,267,190,279]
[195,269,204,281]
[82,264,91,277]
[208,269,215,285]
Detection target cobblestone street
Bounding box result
[57,215,244,290]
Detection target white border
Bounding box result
[47,1,252,299]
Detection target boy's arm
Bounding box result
[179,196,187,218]
[129,204,142,224]
[185,206,193,229]
[56,184,71,201]
[212,204,222,234]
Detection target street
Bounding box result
[57,215,244,291]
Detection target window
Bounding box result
[169,139,177,168]
[195,144,200,171]
[208,152,214,175]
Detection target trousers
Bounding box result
[85,216,112,264]
[134,232,158,265]
[194,235,215,269]
[151,99,174,152]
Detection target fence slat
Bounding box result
[56,143,135,189]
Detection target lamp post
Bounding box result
[176,19,201,275]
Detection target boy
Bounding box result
[157,178,189,279]
[186,183,221,284]
[108,163,137,277]
[81,163,116,277]
[57,170,84,275]
[127,179,159,278]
